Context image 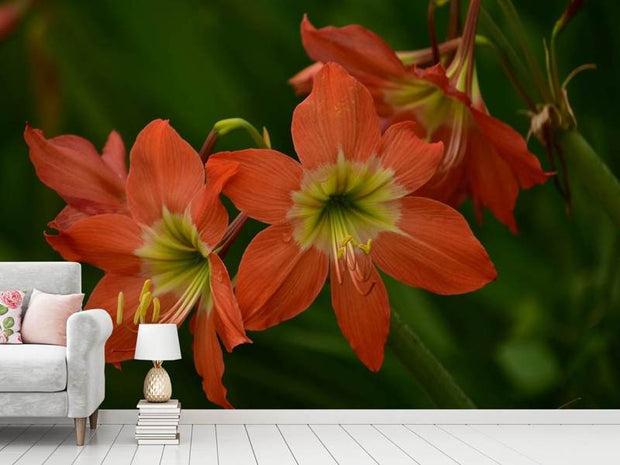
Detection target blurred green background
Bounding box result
[1,0,619,409]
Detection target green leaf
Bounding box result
[2,317,14,329]
[4,329,13,336]
[0,305,7,316]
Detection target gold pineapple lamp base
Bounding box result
[143,361,172,403]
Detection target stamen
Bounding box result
[288,155,400,297]
[139,279,152,302]
[116,292,124,326]
[357,238,372,255]
[136,210,214,327]
[159,262,211,325]
[334,231,376,295]
[436,104,469,174]
[133,291,152,325]
[337,234,353,259]
[152,297,161,323]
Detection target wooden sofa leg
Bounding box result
[75,418,86,446]
[89,409,99,429]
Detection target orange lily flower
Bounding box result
[41,119,249,408]
[297,0,549,232]
[208,63,496,371]
[25,125,128,230]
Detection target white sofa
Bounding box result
[0,262,112,445]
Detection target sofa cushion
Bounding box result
[0,344,67,392]
[0,289,24,343]
[22,289,83,346]
[0,391,68,416]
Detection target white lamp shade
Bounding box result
[134,324,182,361]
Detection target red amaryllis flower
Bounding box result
[42,119,249,408]
[289,38,461,96]
[208,63,496,371]
[288,37,461,98]
[25,126,128,230]
[298,0,549,232]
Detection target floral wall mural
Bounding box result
[1,0,618,409]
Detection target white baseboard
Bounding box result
[2,409,620,425]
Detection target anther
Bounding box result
[357,238,372,255]
[139,279,152,301]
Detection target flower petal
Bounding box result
[190,161,237,249]
[86,273,178,365]
[208,254,250,353]
[190,311,233,409]
[102,130,128,180]
[472,109,549,189]
[189,186,229,249]
[465,127,521,232]
[372,196,497,295]
[380,121,444,194]
[46,214,144,275]
[126,119,205,226]
[24,125,126,215]
[330,262,390,372]
[48,205,89,231]
[413,124,469,207]
[235,224,329,330]
[292,62,382,170]
[289,61,323,96]
[207,150,302,224]
[301,16,407,85]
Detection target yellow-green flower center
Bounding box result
[385,78,472,175]
[289,153,403,292]
[135,208,212,323]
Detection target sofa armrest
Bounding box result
[66,309,113,418]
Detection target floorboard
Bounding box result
[188,424,217,465]
[131,443,163,465]
[474,424,620,465]
[160,424,192,465]
[441,425,539,465]
[246,424,297,465]
[278,424,337,465]
[0,420,617,464]
[310,424,377,465]
[0,425,29,451]
[342,424,417,465]
[0,425,52,464]
[100,424,136,465]
[407,424,498,465]
[14,425,73,465]
[216,424,257,465]
[43,424,98,465]
[375,424,457,465]
[71,424,122,465]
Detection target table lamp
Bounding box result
[134,324,181,402]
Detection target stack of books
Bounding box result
[135,399,181,445]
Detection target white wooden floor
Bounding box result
[0,422,619,465]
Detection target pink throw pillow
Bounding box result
[21,289,84,346]
[0,289,24,344]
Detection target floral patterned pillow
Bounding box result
[0,290,24,344]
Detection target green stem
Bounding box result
[388,308,476,409]
[475,35,536,111]
[555,129,620,229]
[213,118,269,149]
